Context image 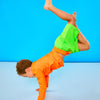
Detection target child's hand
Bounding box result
[36,88,39,91]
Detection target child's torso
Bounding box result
[31,50,64,76]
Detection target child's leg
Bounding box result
[76,26,90,51]
[44,0,74,23]
[78,33,90,51]
[44,0,90,52]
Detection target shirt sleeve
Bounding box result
[45,75,49,88]
[35,70,47,100]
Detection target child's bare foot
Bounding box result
[72,12,76,18]
[72,12,77,26]
[44,0,53,10]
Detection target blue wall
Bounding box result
[0,0,99,62]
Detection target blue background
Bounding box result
[0,0,99,62]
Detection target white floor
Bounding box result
[0,62,100,100]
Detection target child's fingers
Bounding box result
[36,88,39,91]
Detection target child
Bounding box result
[16,0,90,100]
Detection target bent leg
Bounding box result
[78,42,90,51]
[76,26,90,51]
[44,0,74,22]
[76,27,90,51]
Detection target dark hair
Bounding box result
[16,59,32,75]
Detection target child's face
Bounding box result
[21,67,35,78]
[21,73,35,78]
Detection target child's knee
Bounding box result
[72,16,76,22]
[68,16,76,25]
[86,42,90,50]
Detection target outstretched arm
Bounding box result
[45,75,49,88]
[36,70,47,100]
[36,75,49,91]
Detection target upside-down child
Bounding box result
[16,0,90,100]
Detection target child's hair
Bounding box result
[16,59,32,75]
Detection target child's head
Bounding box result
[16,59,35,78]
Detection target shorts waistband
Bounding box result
[52,46,71,56]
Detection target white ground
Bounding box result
[0,62,100,100]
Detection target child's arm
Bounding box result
[35,70,47,100]
[36,75,49,91]
[45,75,49,88]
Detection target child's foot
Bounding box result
[44,0,52,10]
[72,12,76,18]
[72,12,77,27]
